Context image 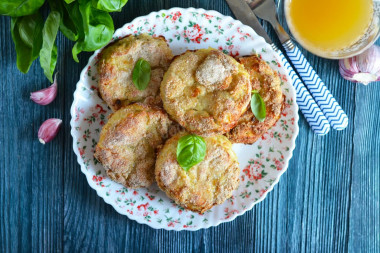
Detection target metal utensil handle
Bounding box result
[278,51,330,135]
[284,43,348,130]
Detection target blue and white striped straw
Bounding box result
[278,51,331,135]
[285,44,348,130]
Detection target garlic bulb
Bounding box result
[339,45,380,85]
[30,74,58,105]
[38,118,62,144]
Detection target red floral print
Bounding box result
[78,147,85,157]
[243,161,265,181]
[259,189,268,197]
[137,203,149,211]
[75,107,84,122]
[237,27,252,41]
[172,11,181,21]
[202,13,213,20]
[184,23,204,43]
[224,208,239,219]
[145,193,155,200]
[96,104,107,114]
[92,175,105,187]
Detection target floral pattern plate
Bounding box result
[70,8,299,231]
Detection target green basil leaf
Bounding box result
[80,1,114,51]
[72,42,81,63]
[19,19,35,47]
[65,0,76,3]
[50,43,58,76]
[64,1,82,28]
[10,12,43,73]
[64,1,83,62]
[24,14,44,60]
[92,0,128,12]
[176,134,206,171]
[72,1,114,61]
[0,0,45,17]
[39,11,60,82]
[251,90,266,122]
[47,0,78,41]
[132,58,151,91]
[68,1,86,62]
[11,18,33,73]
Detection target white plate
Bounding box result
[70,7,299,231]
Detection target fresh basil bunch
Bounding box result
[1,0,128,82]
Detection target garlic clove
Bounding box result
[352,73,378,85]
[30,74,58,105]
[38,118,62,144]
[357,46,380,74]
[339,45,380,85]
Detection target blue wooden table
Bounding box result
[1,0,379,252]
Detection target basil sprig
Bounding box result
[2,0,129,81]
[72,1,114,62]
[132,58,151,91]
[92,0,129,12]
[10,12,44,74]
[39,11,60,82]
[251,90,266,122]
[0,0,45,17]
[176,134,207,171]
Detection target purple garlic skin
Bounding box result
[30,74,58,105]
[38,118,62,144]
[339,45,380,85]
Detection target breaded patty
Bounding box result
[227,55,284,144]
[98,34,173,111]
[94,103,172,188]
[155,132,240,213]
[160,48,251,136]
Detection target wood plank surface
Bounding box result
[0,0,379,252]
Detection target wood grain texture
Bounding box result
[0,0,379,252]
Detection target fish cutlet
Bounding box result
[160,48,251,136]
[98,33,173,111]
[227,55,284,144]
[155,132,240,213]
[94,103,173,188]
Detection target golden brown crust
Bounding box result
[97,34,174,111]
[155,132,240,213]
[226,55,284,144]
[160,48,251,136]
[94,103,172,188]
